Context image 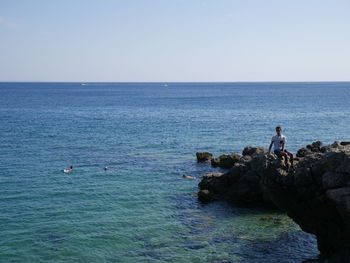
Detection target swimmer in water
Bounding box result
[182,174,198,180]
[64,166,73,173]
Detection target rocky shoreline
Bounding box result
[196,141,350,262]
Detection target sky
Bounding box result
[0,0,349,82]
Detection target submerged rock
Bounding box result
[197,141,350,262]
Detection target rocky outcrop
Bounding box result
[197,142,350,262]
[196,151,242,169]
[296,141,323,157]
[211,153,241,169]
[196,152,213,162]
[242,146,268,156]
[198,146,283,205]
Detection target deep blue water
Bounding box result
[1,82,350,262]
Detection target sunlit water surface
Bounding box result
[1,82,350,262]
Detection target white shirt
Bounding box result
[271,135,286,151]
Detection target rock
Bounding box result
[322,171,346,189]
[196,152,213,162]
[240,155,252,164]
[249,152,278,174]
[198,173,228,197]
[201,155,274,205]
[306,141,323,151]
[296,147,309,157]
[297,141,323,157]
[202,172,225,178]
[198,189,215,203]
[197,141,350,261]
[211,153,241,169]
[239,170,260,184]
[242,146,268,156]
[261,146,350,261]
[320,141,349,153]
[326,187,350,220]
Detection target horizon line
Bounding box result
[1,80,350,83]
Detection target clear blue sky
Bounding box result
[0,0,349,82]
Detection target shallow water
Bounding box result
[1,82,349,262]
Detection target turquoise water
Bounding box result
[1,82,350,262]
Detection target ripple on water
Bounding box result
[2,82,346,262]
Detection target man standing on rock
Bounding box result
[268,126,294,168]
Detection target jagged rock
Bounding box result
[320,141,347,153]
[197,141,350,261]
[297,141,323,157]
[203,172,225,178]
[262,146,350,261]
[306,141,323,151]
[196,152,213,162]
[198,173,228,199]
[240,155,252,164]
[211,153,241,169]
[296,147,308,157]
[322,171,345,189]
[200,148,275,205]
[198,189,216,203]
[242,146,268,156]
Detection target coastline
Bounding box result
[197,141,350,262]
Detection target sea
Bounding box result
[1,82,350,263]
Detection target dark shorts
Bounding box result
[274,149,288,155]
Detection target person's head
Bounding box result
[70,166,73,169]
[275,126,282,135]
